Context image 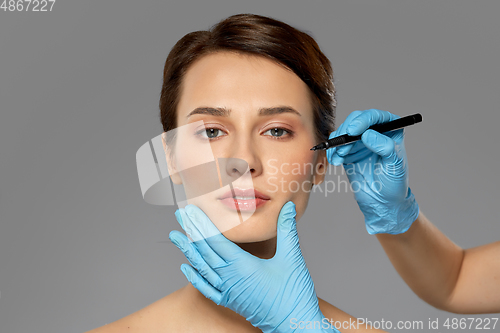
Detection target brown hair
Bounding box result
[159,13,336,148]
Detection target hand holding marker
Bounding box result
[323,110,500,314]
[311,113,422,151]
[324,109,421,235]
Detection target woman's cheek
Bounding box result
[281,153,317,221]
[277,154,316,190]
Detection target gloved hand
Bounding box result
[327,109,419,234]
[169,201,340,333]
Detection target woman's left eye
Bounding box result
[263,127,293,139]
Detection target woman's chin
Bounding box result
[187,197,281,243]
[222,222,276,244]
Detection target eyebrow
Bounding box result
[186,106,302,118]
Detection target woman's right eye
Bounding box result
[195,127,226,140]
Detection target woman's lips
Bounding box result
[219,197,269,211]
[218,188,270,211]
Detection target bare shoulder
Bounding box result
[318,298,387,332]
[318,296,356,324]
[85,286,192,333]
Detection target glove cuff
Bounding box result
[364,188,420,235]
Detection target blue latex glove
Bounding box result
[327,109,419,234]
[169,201,340,333]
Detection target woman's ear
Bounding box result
[162,133,183,185]
[312,150,327,186]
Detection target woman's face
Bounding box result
[169,51,327,243]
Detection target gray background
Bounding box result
[1,0,499,332]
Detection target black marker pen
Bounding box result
[310,113,422,151]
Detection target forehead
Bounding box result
[177,52,313,117]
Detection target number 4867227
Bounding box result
[1,0,56,12]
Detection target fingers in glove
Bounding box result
[180,264,222,305]
[346,109,400,136]
[343,164,374,193]
[360,129,403,163]
[173,208,185,229]
[361,129,407,180]
[183,205,248,264]
[175,209,227,269]
[327,110,365,165]
[340,145,375,165]
[275,201,301,258]
[336,140,365,157]
[327,147,345,166]
[170,229,223,289]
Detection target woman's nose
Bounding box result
[225,157,252,177]
[222,137,262,179]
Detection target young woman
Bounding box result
[88,13,385,332]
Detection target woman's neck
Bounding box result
[178,237,277,331]
[234,236,277,259]
[182,283,262,332]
